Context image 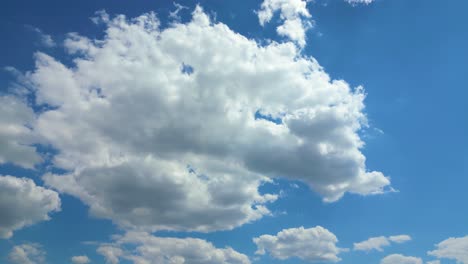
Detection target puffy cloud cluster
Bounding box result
[0,96,41,169]
[353,234,411,252]
[0,175,60,239]
[8,243,46,264]
[428,235,468,263]
[97,232,250,264]
[380,254,422,264]
[10,5,389,234]
[71,255,91,264]
[257,0,313,47]
[253,226,345,262]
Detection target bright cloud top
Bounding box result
[354,234,411,252]
[9,5,390,234]
[97,232,250,264]
[0,175,60,239]
[257,0,313,47]
[253,226,345,262]
[428,236,468,263]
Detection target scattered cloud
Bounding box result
[345,0,376,5]
[0,96,42,169]
[426,261,441,264]
[26,26,56,48]
[380,254,423,264]
[97,232,250,264]
[0,175,60,239]
[257,0,313,47]
[428,235,468,263]
[354,234,411,252]
[8,243,46,264]
[71,255,91,264]
[253,226,345,262]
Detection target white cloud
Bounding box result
[253,226,345,262]
[257,0,313,47]
[389,234,412,243]
[97,232,250,264]
[0,96,42,169]
[426,261,440,264]
[354,234,411,252]
[345,0,375,5]
[428,235,468,263]
[0,175,60,239]
[8,243,46,264]
[380,254,423,264]
[12,6,390,233]
[72,255,91,264]
[27,26,56,48]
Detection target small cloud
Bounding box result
[25,25,56,48]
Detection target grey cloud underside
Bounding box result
[7,6,391,232]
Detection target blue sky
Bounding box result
[0,0,467,264]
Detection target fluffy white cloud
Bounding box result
[97,232,250,264]
[97,246,123,264]
[8,243,46,264]
[426,261,440,264]
[253,226,345,262]
[13,6,389,233]
[354,234,411,252]
[257,0,312,47]
[72,255,91,264]
[380,254,422,264]
[345,0,375,5]
[428,236,468,263]
[0,175,60,239]
[0,96,41,169]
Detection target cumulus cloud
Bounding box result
[428,235,468,263]
[8,243,46,264]
[426,261,440,264]
[97,232,250,264]
[354,234,411,252]
[257,0,313,47]
[380,254,422,264]
[253,226,345,262]
[0,175,60,239]
[10,6,390,233]
[0,96,42,169]
[71,255,91,264]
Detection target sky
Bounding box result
[0,0,467,263]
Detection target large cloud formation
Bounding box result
[97,232,250,264]
[428,236,468,263]
[0,175,60,239]
[8,5,390,233]
[253,226,345,262]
